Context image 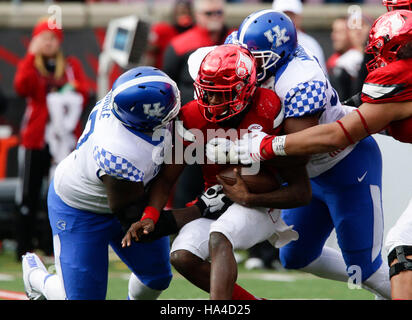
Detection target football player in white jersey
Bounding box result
[201,10,390,298]
[234,6,412,300]
[20,66,185,300]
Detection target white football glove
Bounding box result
[195,185,233,220]
[232,131,269,165]
[206,138,234,164]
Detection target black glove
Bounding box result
[195,185,233,220]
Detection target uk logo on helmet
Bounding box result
[143,103,165,118]
[264,25,290,48]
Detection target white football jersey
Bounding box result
[53,92,171,214]
[260,45,356,178]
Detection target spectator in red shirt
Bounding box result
[146,0,194,69]
[13,17,89,261]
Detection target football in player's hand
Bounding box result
[218,164,281,194]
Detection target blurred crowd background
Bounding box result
[0,0,386,267]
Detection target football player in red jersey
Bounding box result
[234,9,412,299]
[122,44,312,300]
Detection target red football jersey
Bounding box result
[361,58,412,143]
[176,87,284,189]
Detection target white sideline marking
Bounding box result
[243,273,297,282]
[0,273,14,281]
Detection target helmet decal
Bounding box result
[264,25,291,48]
[374,12,404,38]
[111,66,181,132]
[236,51,253,79]
[142,103,165,118]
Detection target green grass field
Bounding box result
[0,248,375,300]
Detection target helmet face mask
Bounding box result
[252,50,281,82]
[365,10,412,72]
[111,66,181,133]
[365,37,398,71]
[195,44,257,123]
[235,9,297,83]
[195,81,245,122]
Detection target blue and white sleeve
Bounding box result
[284,80,327,118]
[93,146,145,182]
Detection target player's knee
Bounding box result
[128,273,170,299]
[279,255,303,270]
[144,273,172,291]
[171,249,199,274]
[209,231,232,254]
[137,271,172,292]
[279,248,314,270]
[129,266,172,292]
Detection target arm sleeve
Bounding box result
[284,80,327,118]
[361,65,412,104]
[93,146,145,182]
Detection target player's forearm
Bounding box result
[147,178,175,211]
[147,163,185,211]
[260,101,412,159]
[283,122,350,155]
[171,206,202,228]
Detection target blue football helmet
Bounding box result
[236,9,298,82]
[111,66,181,132]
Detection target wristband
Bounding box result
[260,135,276,159]
[141,206,160,224]
[272,135,287,156]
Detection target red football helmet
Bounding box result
[194,44,257,123]
[382,0,412,11]
[365,10,412,72]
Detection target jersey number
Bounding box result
[76,109,98,149]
